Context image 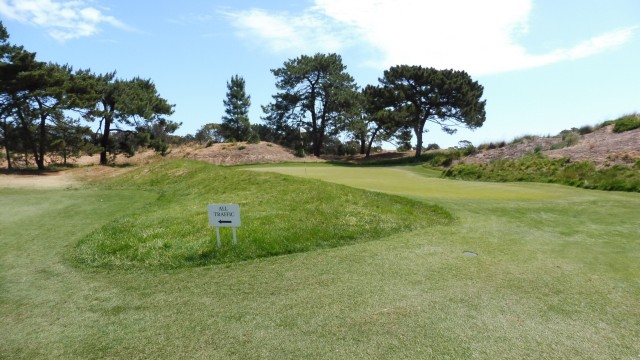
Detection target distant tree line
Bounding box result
[197,53,486,158]
[0,21,178,169]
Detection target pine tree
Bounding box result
[221,75,251,141]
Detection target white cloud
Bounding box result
[224,0,636,75]
[0,0,131,42]
[222,8,352,55]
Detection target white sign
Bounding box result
[208,204,241,227]
[208,204,241,248]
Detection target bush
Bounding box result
[601,113,640,133]
[551,131,580,149]
[612,114,640,133]
[510,135,536,144]
[425,143,440,151]
[578,125,594,135]
[247,132,260,144]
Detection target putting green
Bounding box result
[249,165,585,201]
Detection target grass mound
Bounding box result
[73,160,452,269]
[443,153,640,192]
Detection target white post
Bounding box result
[232,228,237,246]
[215,227,221,248]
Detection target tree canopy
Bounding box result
[83,74,176,165]
[377,65,486,157]
[263,53,358,156]
[221,74,251,142]
[0,21,178,169]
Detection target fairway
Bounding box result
[2,164,640,359]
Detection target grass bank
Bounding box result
[443,153,640,192]
[73,160,452,269]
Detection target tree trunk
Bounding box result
[99,115,112,165]
[365,127,380,158]
[314,115,328,157]
[313,132,322,157]
[414,122,425,158]
[15,105,41,170]
[1,120,12,170]
[3,144,11,170]
[62,144,67,166]
[359,133,366,155]
[36,107,47,170]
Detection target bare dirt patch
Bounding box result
[186,142,324,165]
[0,170,79,189]
[0,142,322,188]
[546,126,640,165]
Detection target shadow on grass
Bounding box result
[0,168,63,176]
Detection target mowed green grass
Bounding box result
[1,163,639,358]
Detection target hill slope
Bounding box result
[466,125,640,167]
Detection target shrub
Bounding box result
[563,132,580,146]
[612,114,640,133]
[551,131,580,149]
[247,132,260,144]
[600,113,640,133]
[426,143,440,151]
[578,125,594,135]
[510,135,536,144]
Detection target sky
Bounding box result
[1,0,638,148]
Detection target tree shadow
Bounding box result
[0,168,63,176]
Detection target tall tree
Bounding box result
[82,73,176,165]
[14,62,76,169]
[379,65,486,157]
[221,75,251,141]
[0,22,13,168]
[358,85,406,157]
[263,53,358,156]
[0,22,94,170]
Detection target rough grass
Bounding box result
[72,160,452,269]
[443,153,640,192]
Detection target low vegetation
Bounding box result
[443,153,640,192]
[601,112,640,133]
[73,160,452,269]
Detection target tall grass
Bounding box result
[73,160,452,269]
[443,153,640,192]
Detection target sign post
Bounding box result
[208,204,241,247]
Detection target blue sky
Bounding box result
[1,0,638,148]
